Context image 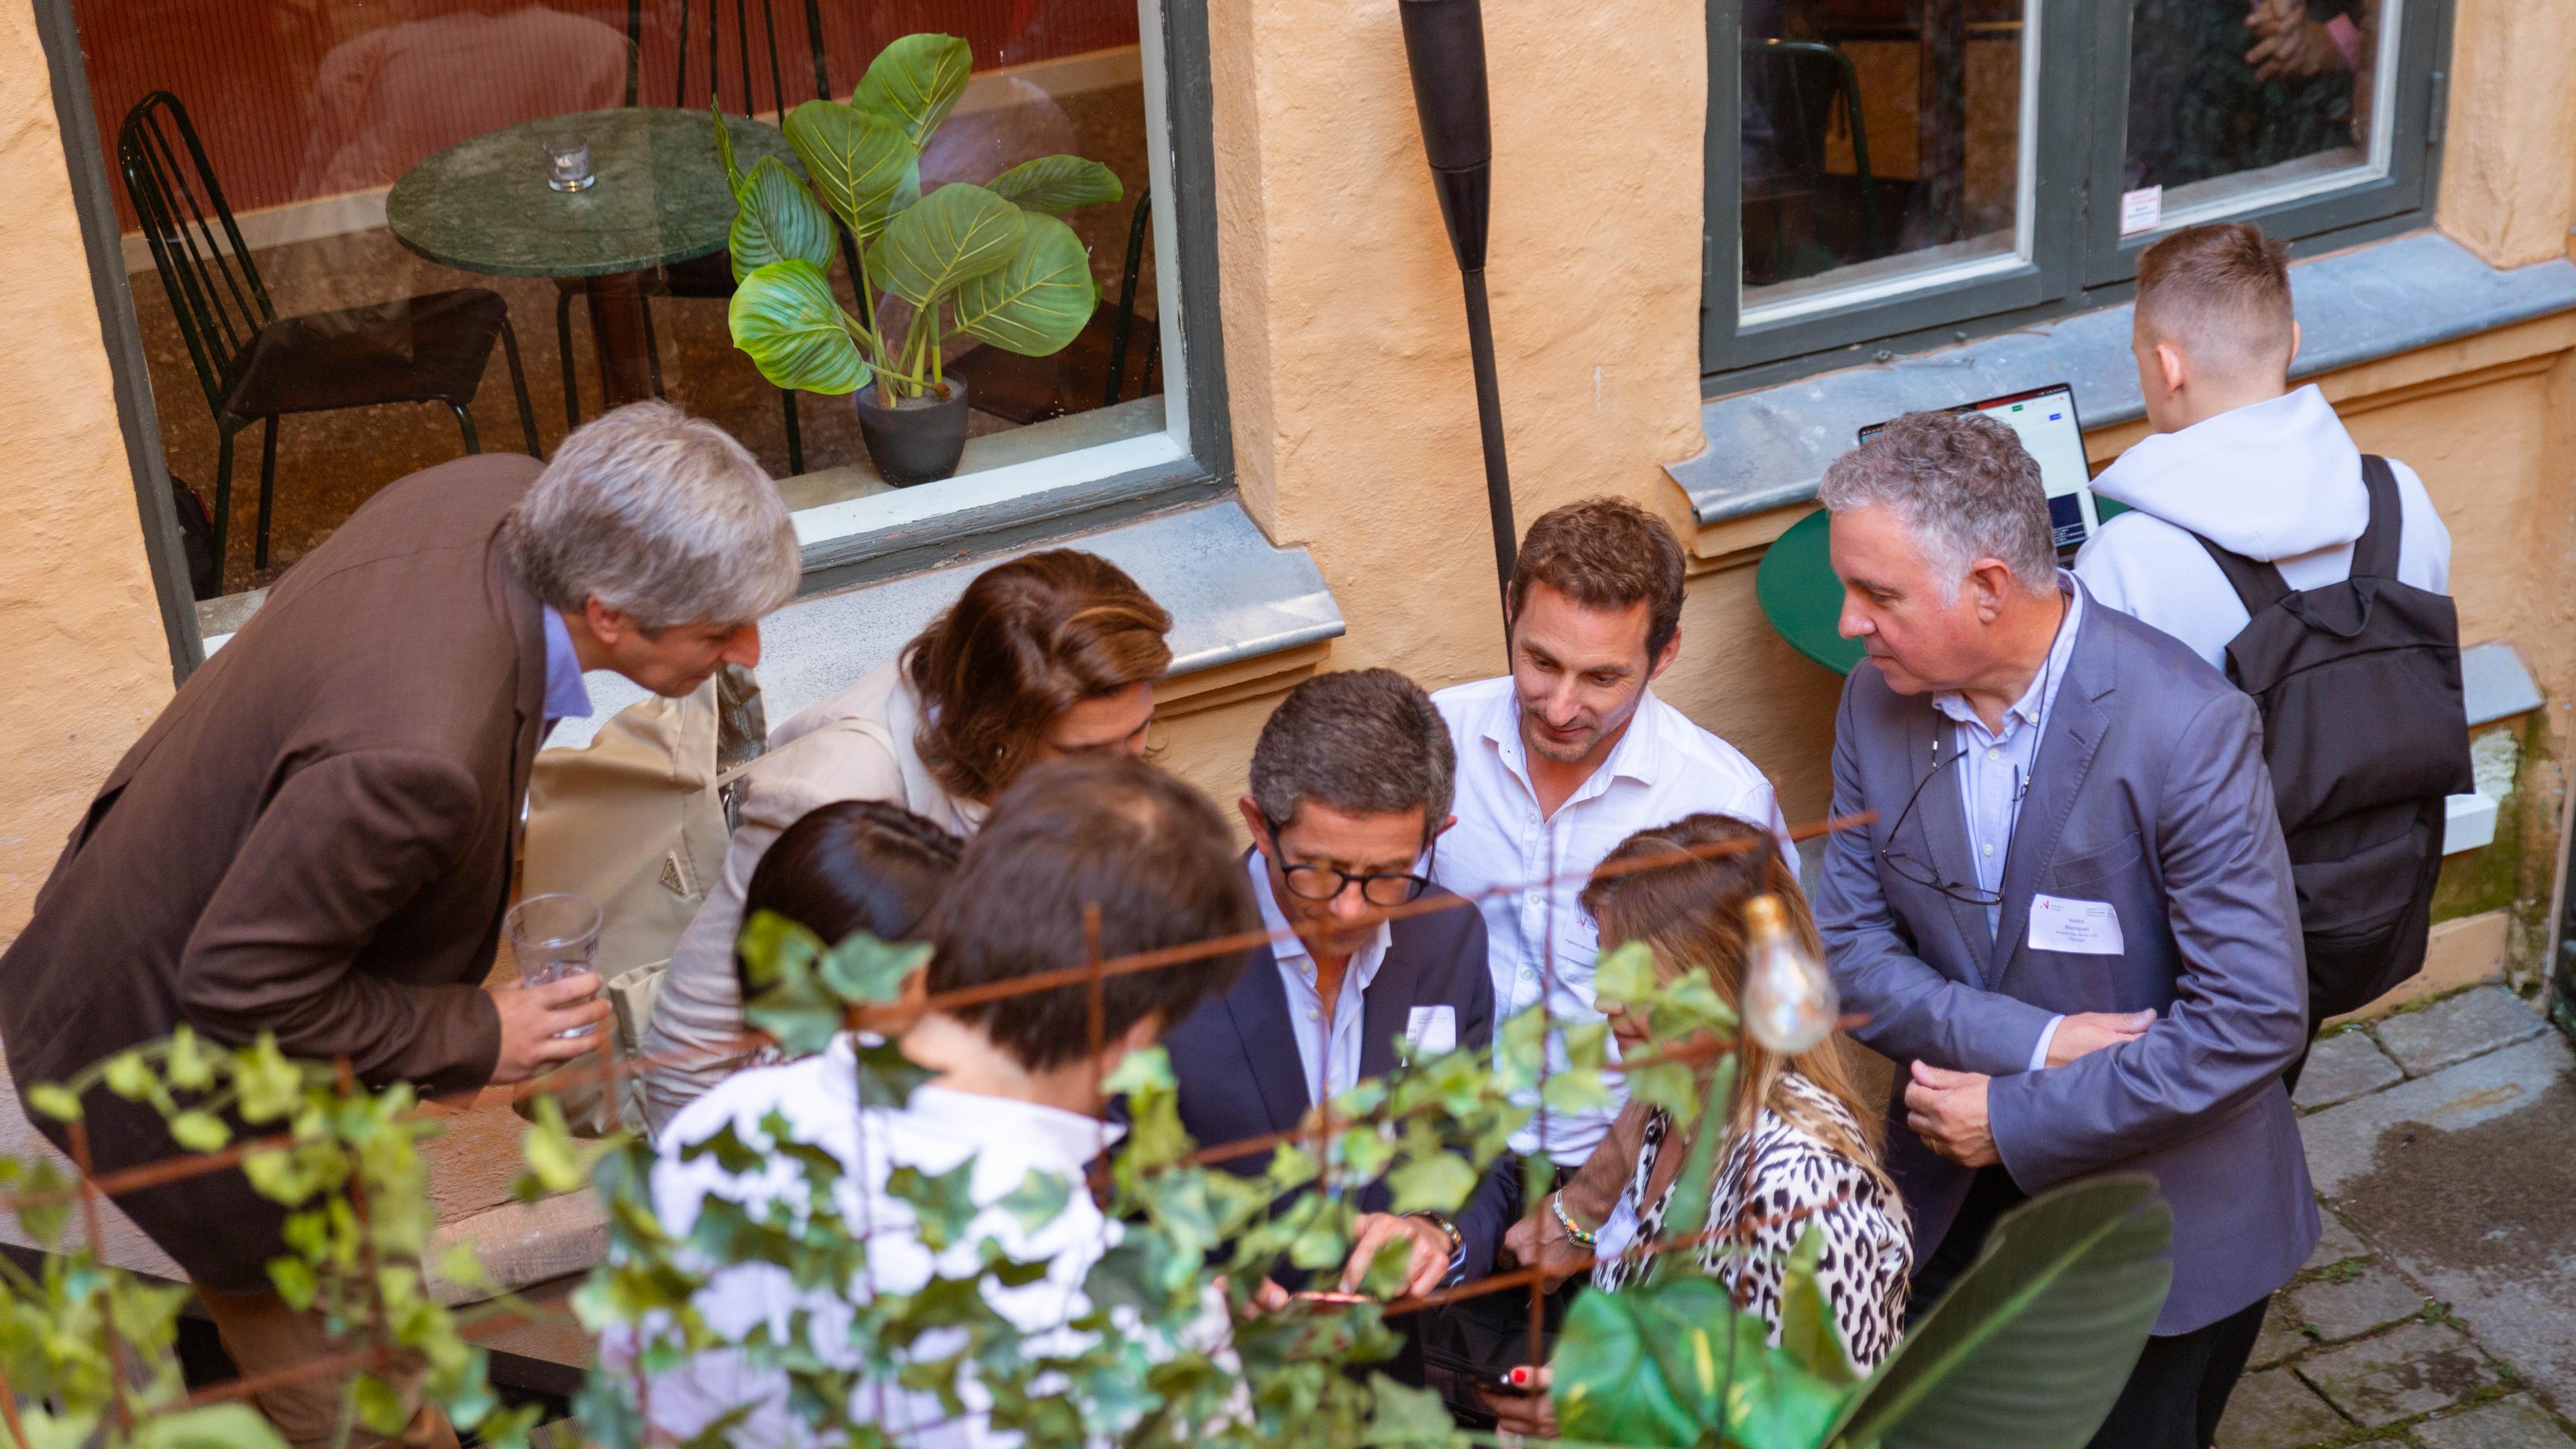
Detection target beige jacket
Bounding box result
[640,662,982,1133]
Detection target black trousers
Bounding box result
[1909,1167,2269,1449]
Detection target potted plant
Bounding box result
[713,34,1124,485]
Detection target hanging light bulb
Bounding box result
[1741,894,1837,1055]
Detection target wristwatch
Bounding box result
[1407,1208,1464,1260]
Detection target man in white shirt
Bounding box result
[2074,221,2451,670]
[1431,497,1795,1171]
[635,755,1256,1448]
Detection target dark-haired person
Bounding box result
[637,756,1256,1447]
[1431,497,1795,1174]
[728,799,961,1021]
[1161,669,1515,1313]
[643,549,1171,1131]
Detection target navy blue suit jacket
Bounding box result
[1161,865,1517,1283]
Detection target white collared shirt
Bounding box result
[1429,678,1794,1163]
[631,1035,1226,1448]
[1928,575,2083,1072]
[1249,854,1392,1106]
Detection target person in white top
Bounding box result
[2074,221,2451,670]
[632,755,1258,1449]
[642,549,1171,1131]
[1431,498,1795,1169]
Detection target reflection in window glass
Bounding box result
[2125,0,2387,221]
[1739,0,2026,319]
[77,0,1163,604]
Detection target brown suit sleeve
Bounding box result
[178,749,503,1091]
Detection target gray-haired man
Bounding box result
[0,400,800,1449]
[1813,409,2316,1449]
[1161,669,1515,1318]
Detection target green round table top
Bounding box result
[387,108,797,279]
[1755,496,2133,676]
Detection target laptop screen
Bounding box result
[1858,383,2100,551]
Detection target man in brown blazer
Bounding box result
[0,401,800,1448]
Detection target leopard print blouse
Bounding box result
[1589,1073,1913,1368]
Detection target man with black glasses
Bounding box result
[1163,669,1515,1312]
[1812,409,2315,1449]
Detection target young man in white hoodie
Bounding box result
[2074,221,2450,670]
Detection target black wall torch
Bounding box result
[1397,0,1516,635]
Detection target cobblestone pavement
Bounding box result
[2216,984,2576,1448]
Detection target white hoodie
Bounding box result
[2073,385,2451,672]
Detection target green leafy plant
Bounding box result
[714,33,1124,406]
[0,924,2171,1449]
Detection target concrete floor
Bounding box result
[2217,983,2576,1448]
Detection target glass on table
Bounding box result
[1735,0,2028,321]
[541,129,596,193]
[505,892,602,1036]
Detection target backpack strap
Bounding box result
[2192,532,2293,617]
[2351,455,2404,580]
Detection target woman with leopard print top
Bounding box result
[1485,814,1913,1439]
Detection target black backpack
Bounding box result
[2193,455,2473,1024]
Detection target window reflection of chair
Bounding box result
[557,0,830,472]
[119,91,538,592]
[1741,38,1885,286]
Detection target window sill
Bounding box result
[547,495,1344,753]
[1668,231,2576,530]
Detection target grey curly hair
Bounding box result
[1817,409,2055,600]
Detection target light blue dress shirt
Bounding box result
[1248,853,1391,1107]
[1929,574,2082,1071]
[539,607,595,736]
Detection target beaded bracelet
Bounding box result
[1550,1195,1598,1248]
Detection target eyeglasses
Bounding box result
[1277,841,1440,909]
[1879,742,2005,908]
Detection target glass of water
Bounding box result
[541,131,595,193]
[505,892,601,1036]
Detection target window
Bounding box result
[1705,0,2449,376]
[56,0,1224,630]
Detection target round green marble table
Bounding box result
[387,109,796,405]
[1754,496,2133,676]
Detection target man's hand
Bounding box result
[1904,1062,1998,1168]
[1477,1367,1556,1442]
[2245,0,2347,80]
[1341,1212,1453,1298]
[1504,1194,1597,1291]
[2046,1010,2155,1069]
[487,973,612,1084]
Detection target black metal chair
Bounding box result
[117,91,539,591]
[1741,38,1883,274]
[558,0,831,473]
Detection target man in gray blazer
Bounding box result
[1811,409,2318,1449]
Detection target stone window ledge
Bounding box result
[1667,231,2576,533]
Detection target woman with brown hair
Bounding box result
[640,549,1172,1132]
[1483,812,1912,1438]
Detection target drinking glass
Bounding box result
[542,131,596,193]
[505,892,601,1036]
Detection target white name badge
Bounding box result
[1405,1005,1458,1055]
[2029,894,2125,955]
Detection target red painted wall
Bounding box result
[76,0,1138,228]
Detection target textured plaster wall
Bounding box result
[1210,0,1711,690]
[0,3,174,942]
[2435,0,2576,268]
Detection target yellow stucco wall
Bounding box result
[0,3,175,939]
[2434,0,2576,269]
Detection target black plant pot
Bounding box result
[853,377,971,486]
